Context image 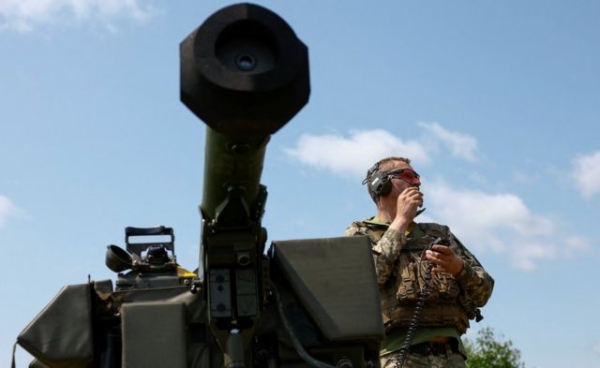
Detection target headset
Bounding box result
[362,162,394,201]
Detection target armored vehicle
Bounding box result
[15,4,384,367]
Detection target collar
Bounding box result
[363,216,417,236]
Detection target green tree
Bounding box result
[464,327,526,368]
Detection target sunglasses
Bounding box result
[386,168,421,184]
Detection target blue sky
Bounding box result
[1,1,599,367]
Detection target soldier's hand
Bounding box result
[425,244,464,276]
[395,187,423,223]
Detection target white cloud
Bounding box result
[0,0,158,32]
[594,340,600,355]
[563,235,592,257]
[417,121,480,162]
[423,181,586,271]
[283,129,431,178]
[284,124,478,178]
[571,151,600,199]
[284,126,590,270]
[0,195,16,228]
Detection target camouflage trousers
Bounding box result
[380,351,466,368]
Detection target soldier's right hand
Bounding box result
[395,187,423,223]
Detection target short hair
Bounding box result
[363,157,411,202]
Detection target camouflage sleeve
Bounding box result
[345,222,407,287]
[450,232,495,308]
[372,228,408,287]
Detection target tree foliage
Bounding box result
[464,327,526,368]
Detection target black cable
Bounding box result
[393,237,445,368]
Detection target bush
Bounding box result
[464,327,526,368]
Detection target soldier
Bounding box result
[346,156,494,368]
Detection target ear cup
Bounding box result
[368,171,392,199]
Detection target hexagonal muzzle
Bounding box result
[180,3,310,136]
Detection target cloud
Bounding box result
[284,124,478,178]
[283,129,431,178]
[594,340,600,355]
[284,125,590,270]
[417,121,480,162]
[571,151,600,199]
[0,0,158,32]
[425,181,571,270]
[0,195,16,228]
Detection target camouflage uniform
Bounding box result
[381,351,467,368]
[346,217,494,368]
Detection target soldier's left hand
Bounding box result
[425,244,464,276]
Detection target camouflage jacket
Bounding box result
[345,217,494,334]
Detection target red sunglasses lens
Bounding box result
[401,170,419,182]
[389,169,420,183]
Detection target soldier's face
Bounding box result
[387,162,421,196]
